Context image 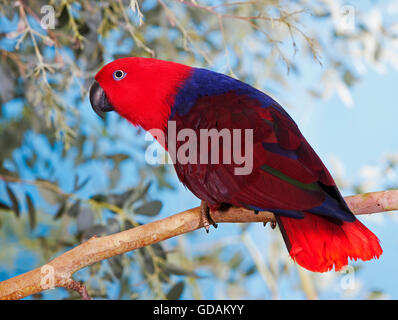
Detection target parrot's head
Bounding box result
[89,57,192,131]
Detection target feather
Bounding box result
[276,213,382,272]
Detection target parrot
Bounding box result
[89,57,382,273]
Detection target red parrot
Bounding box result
[89,57,382,272]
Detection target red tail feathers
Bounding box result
[276,213,382,272]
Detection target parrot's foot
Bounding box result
[263,221,277,229]
[200,201,218,233]
[254,210,276,228]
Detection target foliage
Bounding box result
[0,0,397,299]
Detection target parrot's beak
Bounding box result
[89,81,114,118]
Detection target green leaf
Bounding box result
[6,185,19,218]
[124,219,134,230]
[138,247,155,274]
[368,290,385,300]
[103,271,115,283]
[134,200,162,216]
[163,263,200,278]
[73,175,91,192]
[106,218,120,234]
[81,224,108,241]
[152,243,167,260]
[90,193,108,202]
[54,202,67,220]
[105,153,130,163]
[108,256,124,279]
[135,182,152,200]
[76,207,94,232]
[107,188,135,208]
[159,271,171,283]
[229,252,243,270]
[38,186,64,205]
[343,70,358,87]
[244,265,256,277]
[67,200,81,218]
[166,281,185,300]
[25,193,36,231]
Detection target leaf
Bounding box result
[108,256,124,279]
[124,219,134,230]
[53,202,67,220]
[76,207,95,232]
[0,64,15,102]
[343,70,358,87]
[244,265,256,277]
[134,200,162,216]
[134,181,152,201]
[81,224,108,241]
[106,218,120,234]
[163,263,200,278]
[152,243,167,260]
[73,175,91,192]
[159,271,170,284]
[229,252,243,270]
[90,193,108,202]
[107,188,135,208]
[105,153,130,163]
[38,186,64,205]
[166,281,185,300]
[25,193,36,231]
[138,247,155,274]
[6,185,19,218]
[109,166,120,189]
[103,271,114,283]
[368,290,385,300]
[67,200,80,218]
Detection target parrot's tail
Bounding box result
[276,213,383,272]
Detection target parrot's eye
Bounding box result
[113,70,126,81]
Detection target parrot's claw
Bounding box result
[263,220,277,229]
[200,201,217,233]
[263,221,277,229]
[254,210,259,215]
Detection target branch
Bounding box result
[1,189,397,300]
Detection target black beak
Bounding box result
[89,81,114,118]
